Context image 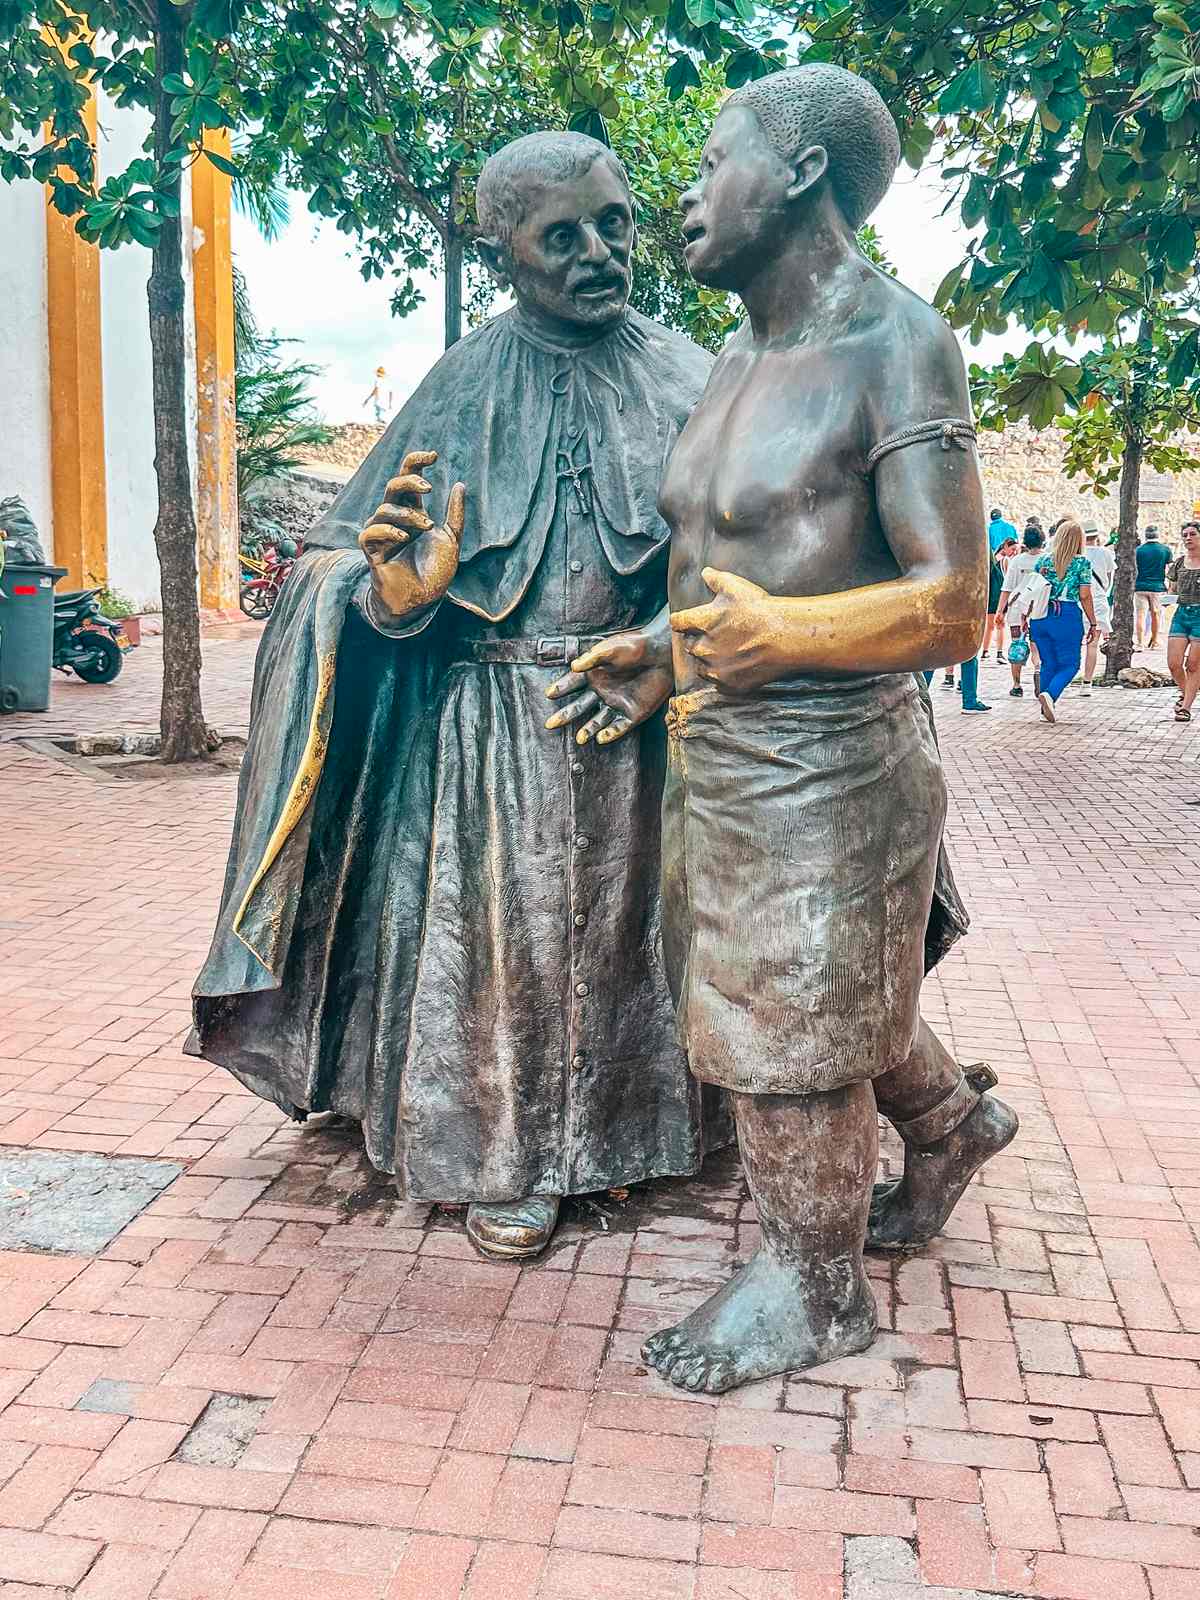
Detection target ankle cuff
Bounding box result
[892,1063,998,1148]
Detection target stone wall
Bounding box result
[301,422,385,473]
[977,421,1200,538]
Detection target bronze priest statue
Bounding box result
[192,132,727,1261]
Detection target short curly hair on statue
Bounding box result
[727,64,900,230]
[476,132,630,247]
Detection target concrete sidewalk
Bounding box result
[0,635,1196,1599]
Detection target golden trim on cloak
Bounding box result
[232,643,339,970]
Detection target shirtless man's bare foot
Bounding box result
[644,1248,878,1392]
[869,1094,1019,1251]
[643,1085,878,1392]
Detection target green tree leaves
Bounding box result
[1161,215,1196,273]
[939,60,994,116]
[1139,18,1200,119]
[986,345,1084,430]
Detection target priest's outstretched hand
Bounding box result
[545,626,673,747]
[358,449,466,621]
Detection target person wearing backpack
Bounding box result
[995,525,1046,696]
[1027,518,1100,723]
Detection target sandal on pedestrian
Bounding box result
[1176,706,1192,722]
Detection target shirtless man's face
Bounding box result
[680,105,793,292]
[502,163,634,331]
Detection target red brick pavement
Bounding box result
[0,626,262,743]
[0,640,1197,1598]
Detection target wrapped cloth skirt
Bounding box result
[662,673,953,1097]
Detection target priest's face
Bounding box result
[679,105,795,291]
[503,161,634,332]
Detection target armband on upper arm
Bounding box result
[866,418,977,474]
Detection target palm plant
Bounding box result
[232,263,259,367]
[236,353,333,498]
[232,133,290,243]
[232,247,331,499]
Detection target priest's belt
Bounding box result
[451,633,608,666]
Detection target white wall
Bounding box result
[1,95,203,610]
[95,90,162,609]
[0,180,53,551]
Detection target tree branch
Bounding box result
[377,130,452,239]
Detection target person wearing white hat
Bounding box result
[362,366,393,424]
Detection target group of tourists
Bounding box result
[940,509,1200,724]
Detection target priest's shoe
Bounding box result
[466,1195,561,1259]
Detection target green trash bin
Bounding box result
[0,562,68,713]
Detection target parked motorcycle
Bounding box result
[239,535,299,620]
[53,588,129,683]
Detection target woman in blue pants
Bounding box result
[1027,519,1099,724]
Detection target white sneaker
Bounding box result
[1080,685,1092,697]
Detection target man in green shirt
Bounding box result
[1135,527,1172,650]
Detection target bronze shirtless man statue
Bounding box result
[572,64,1018,1391]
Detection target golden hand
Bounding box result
[670,567,790,693]
[358,449,466,620]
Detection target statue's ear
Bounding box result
[786,144,829,202]
[477,236,511,290]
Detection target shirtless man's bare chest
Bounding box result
[660,266,984,694]
[660,326,903,621]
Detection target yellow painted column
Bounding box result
[192,128,239,611]
[44,87,107,590]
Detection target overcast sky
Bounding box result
[233,158,1024,425]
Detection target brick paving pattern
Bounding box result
[0,637,1197,1598]
[0,627,262,743]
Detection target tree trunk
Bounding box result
[1104,428,1143,683]
[149,0,210,761]
[444,154,463,349]
[444,230,463,348]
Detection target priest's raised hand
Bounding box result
[358,448,466,621]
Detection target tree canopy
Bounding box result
[0,2,789,347]
[8,1,1200,360]
[7,0,1200,691]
